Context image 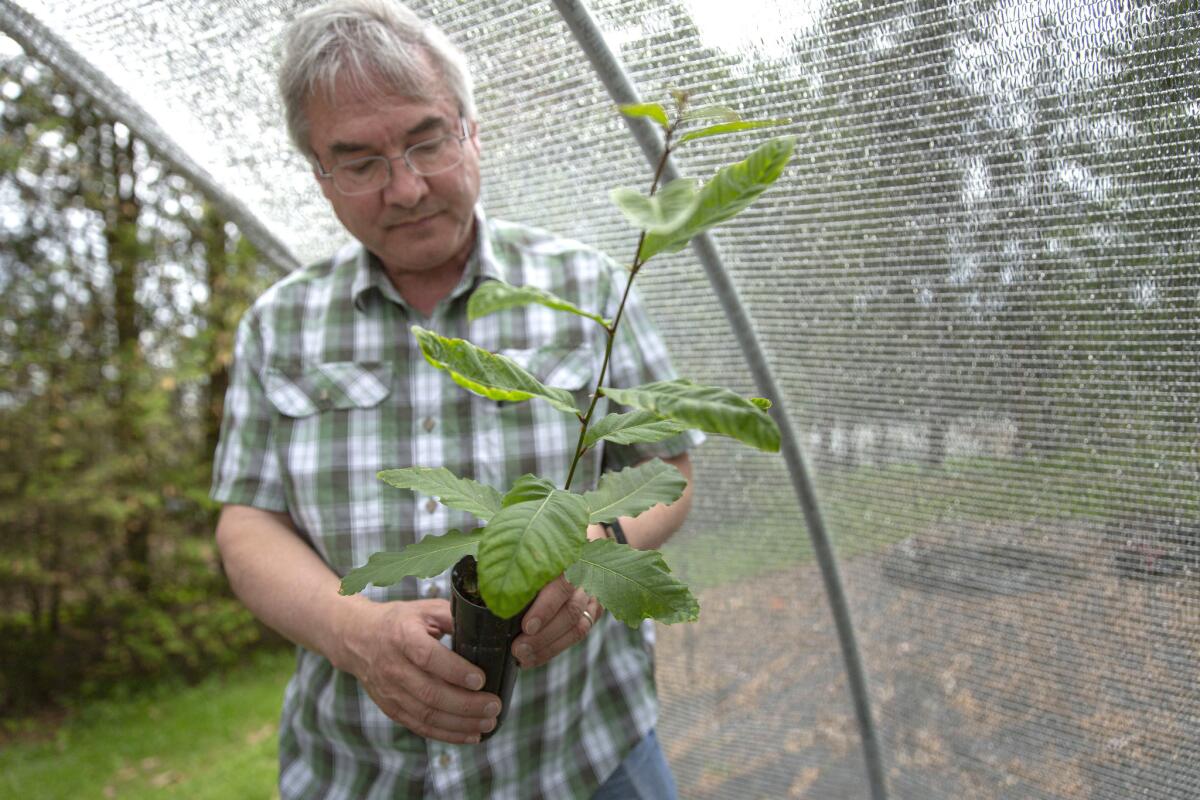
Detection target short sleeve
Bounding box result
[599,259,705,470]
[210,307,288,511]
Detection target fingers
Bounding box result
[512,584,601,669]
[356,600,500,744]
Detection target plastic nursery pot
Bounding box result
[451,555,525,740]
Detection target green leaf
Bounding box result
[582,459,688,524]
[751,397,773,411]
[468,281,610,328]
[502,474,557,507]
[639,136,796,262]
[413,326,580,415]
[339,529,482,595]
[677,118,792,145]
[610,178,701,235]
[618,102,670,129]
[377,467,503,521]
[582,411,690,449]
[477,490,590,618]
[602,379,780,452]
[565,539,699,627]
[680,105,740,124]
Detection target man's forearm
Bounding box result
[215,504,372,671]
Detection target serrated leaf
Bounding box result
[340,529,482,595]
[582,411,690,449]
[639,136,796,262]
[751,397,772,410]
[565,539,699,627]
[618,102,670,129]
[582,459,688,524]
[502,474,556,507]
[677,118,792,145]
[681,105,740,124]
[602,379,781,452]
[378,467,503,521]
[468,281,609,328]
[413,326,580,415]
[610,178,701,235]
[477,490,590,618]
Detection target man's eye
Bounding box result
[343,159,380,176]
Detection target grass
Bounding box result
[0,648,295,800]
[663,450,1193,591]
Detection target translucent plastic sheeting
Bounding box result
[5,0,1198,797]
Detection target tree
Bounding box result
[0,38,274,712]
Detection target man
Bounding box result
[211,1,700,797]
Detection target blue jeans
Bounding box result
[591,730,678,800]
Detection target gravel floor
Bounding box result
[656,518,1200,799]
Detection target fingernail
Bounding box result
[484,701,500,717]
[466,673,484,690]
[514,644,532,661]
[479,718,495,733]
[525,618,542,635]
[467,735,481,745]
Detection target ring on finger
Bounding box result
[581,608,594,625]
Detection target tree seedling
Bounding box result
[340,95,794,627]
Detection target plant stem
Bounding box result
[563,124,677,492]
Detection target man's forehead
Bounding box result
[306,85,458,148]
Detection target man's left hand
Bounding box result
[511,575,603,669]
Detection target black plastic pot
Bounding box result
[451,555,525,739]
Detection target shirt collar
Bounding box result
[350,205,503,313]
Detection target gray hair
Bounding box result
[278,0,476,154]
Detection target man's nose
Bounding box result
[381,157,428,207]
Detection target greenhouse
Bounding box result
[2,0,1197,797]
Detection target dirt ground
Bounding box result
[655,518,1200,799]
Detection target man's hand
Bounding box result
[342,598,502,745]
[511,567,604,669]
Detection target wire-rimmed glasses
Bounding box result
[316,117,470,196]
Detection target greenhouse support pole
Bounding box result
[549,2,890,798]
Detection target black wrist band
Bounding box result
[605,519,628,545]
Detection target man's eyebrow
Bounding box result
[327,115,449,156]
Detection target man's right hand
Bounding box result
[340,598,501,745]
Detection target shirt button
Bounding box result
[425,498,438,514]
[422,417,436,432]
[438,754,451,769]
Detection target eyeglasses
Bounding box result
[315,117,471,196]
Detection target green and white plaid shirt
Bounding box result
[211,208,700,799]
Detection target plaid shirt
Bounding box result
[211,208,700,799]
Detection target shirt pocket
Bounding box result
[263,361,394,417]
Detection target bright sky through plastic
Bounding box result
[683,0,823,57]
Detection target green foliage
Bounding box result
[638,135,797,262]
[413,326,582,415]
[342,95,793,626]
[565,539,699,627]
[477,490,590,618]
[610,177,701,234]
[582,459,688,524]
[339,530,483,595]
[602,379,782,453]
[582,410,690,448]
[377,467,503,521]
[0,44,276,713]
[468,281,610,328]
